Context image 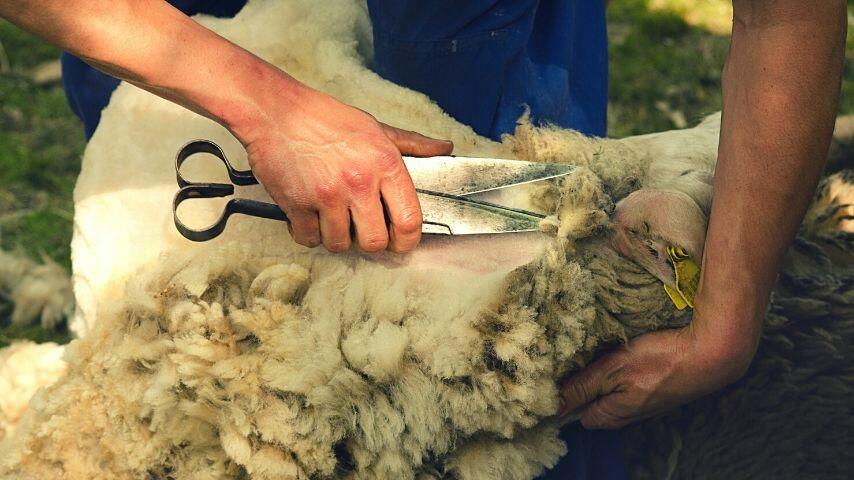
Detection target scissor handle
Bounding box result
[176,139,258,188]
[173,140,288,242]
[173,184,288,242]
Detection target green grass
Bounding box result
[0,321,71,348]
[607,0,731,136]
[0,21,83,272]
[608,0,854,137]
[0,20,83,344]
[0,0,852,345]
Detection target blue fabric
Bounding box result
[62,3,620,475]
[367,0,608,140]
[536,422,629,480]
[61,0,247,138]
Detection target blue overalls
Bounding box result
[61,1,625,478]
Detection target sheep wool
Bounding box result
[624,170,854,480]
[0,0,851,479]
[0,341,66,441]
[3,1,692,477]
[0,249,74,330]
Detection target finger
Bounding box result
[380,167,422,253]
[578,395,631,430]
[558,354,621,417]
[318,207,352,253]
[381,124,454,157]
[350,195,390,253]
[287,209,321,248]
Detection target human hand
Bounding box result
[238,84,453,253]
[557,305,760,429]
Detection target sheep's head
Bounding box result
[610,189,708,287]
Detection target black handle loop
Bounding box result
[176,139,258,188]
[173,140,289,242]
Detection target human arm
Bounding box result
[0,0,452,252]
[559,0,847,428]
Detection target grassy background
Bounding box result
[0,0,852,346]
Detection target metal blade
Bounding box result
[417,192,544,235]
[403,156,574,196]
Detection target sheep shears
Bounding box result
[172,139,574,241]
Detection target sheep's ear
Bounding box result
[660,250,678,289]
[658,191,709,261]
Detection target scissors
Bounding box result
[173,140,574,242]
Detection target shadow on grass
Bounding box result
[607,0,730,137]
[608,0,854,138]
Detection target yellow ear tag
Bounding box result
[663,246,701,310]
[663,284,689,310]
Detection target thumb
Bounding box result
[381,124,454,157]
[558,354,620,417]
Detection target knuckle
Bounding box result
[622,377,641,396]
[580,405,617,430]
[604,412,630,430]
[341,168,374,195]
[565,382,590,405]
[374,148,401,171]
[295,235,321,248]
[287,215,320,248]
[359,233,389,252]
[313,182,341,208]
[393,205,422,235]
[325,239,351,253]
[389,234,420,253]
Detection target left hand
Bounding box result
[557,307,758,430]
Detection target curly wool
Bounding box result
[0,166,689,479]
[2,171,849,479]
[1,0,850,478]
[0,341,66,441]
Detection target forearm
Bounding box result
[0,0,302,140]
[693,1,846,364]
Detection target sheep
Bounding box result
[5,164,691,479]
[0,0,850,478]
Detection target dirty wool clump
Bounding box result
[0,341,66,442]
[0,248,73,330]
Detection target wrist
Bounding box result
[688,272,767,381]
[210,53,309,146]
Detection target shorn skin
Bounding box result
[0,1,851,479]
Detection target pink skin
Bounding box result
[370,232,552,275]
[369,184,553,274]
[610,189,709,287]
[367,187,709,283]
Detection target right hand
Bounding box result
[239,86,453,253]
[0,0,451,254]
